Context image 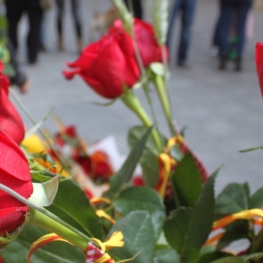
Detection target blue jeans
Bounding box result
[218,1,253,59]
[166,0,196,64]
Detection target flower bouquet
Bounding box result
[2,0,263,262]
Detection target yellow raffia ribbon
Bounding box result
[27,233,73,263]
[91,231,124,252]
[213,209,263,230]
[158,153,174,198]
[157,135,183,198]
[90,197,116,224]
[205,231,225,246]
[165,135,184,153]
[96,210,116,224]
[90,197,112,206]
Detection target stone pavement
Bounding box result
[10,0,263,194]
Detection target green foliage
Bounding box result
[164,174,216,263]
[127,125,160,187]
[170,152,203,207]
[112,186,165,240]
[215,183,249,220]
[47,180,104,239]
[153,247,180,263]
[109,127,153,194]
[1,225,85,263]
[110,211,156,263]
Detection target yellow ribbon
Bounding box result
[213,209,263,230]
[165,135,184,153]
[91,231,124,252]
[27,233,73,263]
[96,210,116,224]
[157,135,183,198]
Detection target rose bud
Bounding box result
[63,30,140,99]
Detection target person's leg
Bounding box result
[56,0,64,50]
[26,0,43,64]
[166,0,181,50]
[217,2,234,69]
[234,1,253,71]
[5,0,25,51]
[177,0,196,65]
[124,0,143,19]
[70,0,83,53]
[212,0,223,48]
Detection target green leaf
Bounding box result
[110,211,156,263]
[211,257,244,263]
[1,224,85,263]
[216,220,249,251]
[164,174,216,263]
[215,183,249,220]
[112,186,165,240]
[29,175,60,207]
[127,126,160,187]
[249,187,263,209]
[48,179,104,239]
[153,247,180,263]
[198,251,230,263]
[171,152,203,207]
[109,127,153,194]
[113,187,165,214]
[242,252,263,262]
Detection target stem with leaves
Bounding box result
[0,183,91,250]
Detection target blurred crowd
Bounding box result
[0,0,259,95]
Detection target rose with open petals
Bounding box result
[112,18,168,67]
[0,131,33,237]
[0,69,25,144]
[255,42,263,97]
[63,30,140,99]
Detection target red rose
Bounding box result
[255,42,263,97]
[112,18,168,67]
[63,31,140,99]
[0,131,33,236]
[0,72,25,144]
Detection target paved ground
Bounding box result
[10,0,263,194]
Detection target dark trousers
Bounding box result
[218,1,253,59]
[124,0,143,19]
[212,0,223,47]
[5,0,43,62]
[166,0,196,64]
[56,0,82,38]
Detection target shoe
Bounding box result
[234,58,242,72]
[218,57,227,70]
[19,79,31,94]
[39,42,47,52]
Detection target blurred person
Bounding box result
[166,0,196,67]
[55,0,83,53]
[124,0,143,19]
[5,0,43,65]
[8,40,31,94]
[217,0,254,72]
